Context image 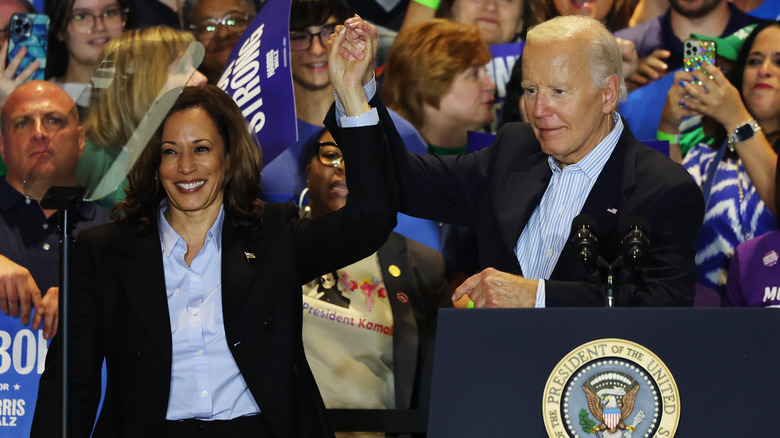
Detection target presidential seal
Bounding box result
[543,339,680,438]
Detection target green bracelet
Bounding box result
[412,0,440,9]
[656,130,680,144]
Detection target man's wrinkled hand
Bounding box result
[453,268,538,308]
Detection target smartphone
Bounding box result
[683,38,717,73]
[6,13,49,81]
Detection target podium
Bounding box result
[428,308,780,437]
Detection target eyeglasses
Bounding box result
[290,24,337,52]
[69,6,128,34]
[189,12,252,38]
[317,142,343,167]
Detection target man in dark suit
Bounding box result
[331,15,704,308]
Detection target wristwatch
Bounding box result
[727,118,761,147]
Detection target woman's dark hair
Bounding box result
[729,20,780,99]
[500,55,523,128]
[527,0,631,34]
[114,85,265,229]
[709,20,780,150]
[290,0,346,31]
[45,0,131,80]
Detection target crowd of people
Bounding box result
[0,0,777,436]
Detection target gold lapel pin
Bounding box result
[244,252,256,262]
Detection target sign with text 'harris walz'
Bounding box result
[217,0,296,167]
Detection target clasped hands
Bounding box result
[326,15,377,117]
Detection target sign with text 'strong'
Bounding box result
[217,0,296,167]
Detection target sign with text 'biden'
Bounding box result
[217,0,296,167]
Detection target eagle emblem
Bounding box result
[581,371,645,438]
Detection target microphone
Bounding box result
[622,216,651,272]
[569,213,599,276]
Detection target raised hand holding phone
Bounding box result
[0,13,47,107]
[0,40,40,107]
[6,13,48,81]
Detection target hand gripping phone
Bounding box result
[683,38,717,73]
[6,13,49,81]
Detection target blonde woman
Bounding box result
[76,26,207,208]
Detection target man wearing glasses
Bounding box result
[184,0,256,85]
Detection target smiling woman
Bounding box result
[31,82,398,437]
[45,0,130,100]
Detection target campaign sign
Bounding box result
[217,0,296,167]
[485,42,524,102]
[0,317,48,436]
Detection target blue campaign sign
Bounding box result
[217,0,296,167]
[485,42,524,102]
[0,317,49,435]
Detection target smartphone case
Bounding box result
[7,13,49,81]
[683,38,717,73]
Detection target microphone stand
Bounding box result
[40,186,87,438]
[605,264,615,308]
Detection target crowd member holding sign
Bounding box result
[301,128,450,423]
[31,20,396,434]
[336,15,704,308]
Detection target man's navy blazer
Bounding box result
[362,98,705,307]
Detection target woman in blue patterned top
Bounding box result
[664,21,780,298]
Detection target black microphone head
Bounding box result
[571,213,597,235]
[622,216,650,271]
[570,213,599,275]
[625,215,651,237]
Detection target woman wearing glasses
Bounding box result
[183,0,256,85]
[301,128,450,422]
[45,0,130,102]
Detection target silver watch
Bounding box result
[727,118,761,146]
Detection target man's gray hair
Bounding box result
[526,15,627,101]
